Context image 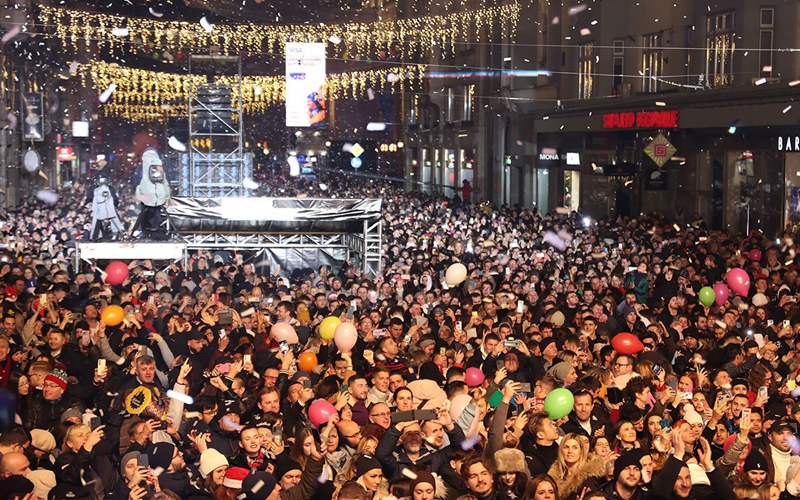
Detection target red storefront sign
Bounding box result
[603,110,679,129]
[57,146,74,161]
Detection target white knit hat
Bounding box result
[683,403,703,426]
[199,448,229,478]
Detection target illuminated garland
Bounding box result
[39,4,520,59]
[80,61,426,121]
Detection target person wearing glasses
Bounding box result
[25,369,82,433]
[613,354,639,390]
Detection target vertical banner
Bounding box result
[285,42,327,128]
[22,92,44,141]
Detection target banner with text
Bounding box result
[285,42,327,128]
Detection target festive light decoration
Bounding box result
[39,4,520,59]
[79,61,426,122]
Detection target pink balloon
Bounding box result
[727,267,751,297]
[334,322,358,352]
[104,261,129,285]
[713,284,729,306]
[611,333,644,354]
[749,248,762,262]
[465,367,485,387]
[308,399,337,427]
[449,393,472,421]
[271,323,298,344]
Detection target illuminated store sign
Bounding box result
[603,110,679,129]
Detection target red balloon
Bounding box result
[749,248,762,262]
[308,399,337,427]
[611,333,644,354]
[104,261,130,285]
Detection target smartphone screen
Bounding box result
[516,300,523,313]
[243,354,251,365]
[758,386,768,400]
[741,407,751,427]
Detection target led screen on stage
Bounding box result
[285,42,327,128]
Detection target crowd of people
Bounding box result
[0,170,799,500]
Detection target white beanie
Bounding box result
[683,403,703,426]
[199,448,229,478]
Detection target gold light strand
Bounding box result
[81,62,426,121]
[39,4,520,60]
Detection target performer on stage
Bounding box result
[86,172,124,241]
[132,148,171,241]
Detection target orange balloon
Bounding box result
[297,351,318,372]
[101,305,125,327]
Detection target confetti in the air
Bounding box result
[366,88,375,100]
[200,16,214,33]
[568,4,588,15]
[6,112,16,130]
[580,28,591,36]
[319,183,328,191]
[328,35,342,44]
[111,27,129,37]
[243,178,260,190]
[36,190,59,205]
[166,390,194,405]
[149,7,164,17]
[99,83,116,104]
[341,143,353,153]
[387,73,400,83]
[401,468,418,480]
[460,434,481,449]
[168,136,186,152]
[1,25,21,43]
[543,230,567,251]
[366,122,386,131]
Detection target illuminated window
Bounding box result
[706,11,736,87]
[578,42,595,99]
[759,8,774,78]
[642,33,662,92]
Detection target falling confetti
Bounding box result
[1,25,21,43]
[6,112,16,130]
[568,4,588,15]
[543,230,567,251]
[319,183,328,191]
[99,83,116,104]
[111,27,129,37]
[148,7,164,17]
[460,434,481,449]
[243,178,259,190]
[200,16,214,33]
[401,468,418,480]
[166,390,194,405]
[366,88,375,100]
[366,122,386,131]
[36,190,59,205]
[387,73,399,83]
[328,35,342,44]
[168,136,186,152]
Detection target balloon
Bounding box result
[101,305,124,327]
[488,390,503,408]
[543,388,575,420]
[449,394,473,421]
[297,351,318,372]
[611,333,644,354]
[271,323,298,344]
[728,267,751,297]
[319,316,340,341]
[444,263,467,286]
[308,399,337,427]
[464,367,485,387]
[104,261,129,285]
[749,248,762,262]
[713,284,729,306]
[698,286,716,308]
[334,322,358,352]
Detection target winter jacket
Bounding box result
[547,454,607,500]
[136,150,170,207]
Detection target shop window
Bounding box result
[578,42,595,99]
[642,33,663,92]
[705,11,736,87]
[760,8,774,78]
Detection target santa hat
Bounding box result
[224,467,249,489]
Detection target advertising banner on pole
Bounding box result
[285,42,327,128]
[22,92,44,141]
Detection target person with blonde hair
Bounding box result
[547,433,606,500]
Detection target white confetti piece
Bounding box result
[460,434,480,449]
[341,143,353,153]
[111,27,129,37]
[401,468,418,480]
[319,183,328,191]
[166,390,193,405]
[543,230,567,251]
[168,136,186,152]
[149,7,164,17]
[252,480,264,493]
[2,25,21,43]
[99,83,116,104]
[366,122,386,131]
[387,73,399,83]
[366,88,375,100]
[580,28,591,36]
[200,16,214,33]
[568,4,587,15]
[328,36,341,45]
[69,61,79,74]
[6,112,16,130]
[36,190,59,205]
[243,178,259,190]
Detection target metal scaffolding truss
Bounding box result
[188,54,245,197]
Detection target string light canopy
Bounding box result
[79,61,426,122]
[39,3,520,59]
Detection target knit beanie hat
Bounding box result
[614,449,644,478]
[239,471,277,500]
[200,448,229,479]
[44,369,68,391]
[30,429,56,452]
[410,470,436,494]
[548,362,574,382]
[273,459,302,481]
[148,442,175,472]
[223,467,249,489]
[120,451,141,476]
[355,455,382,477]
[744,451,769,473]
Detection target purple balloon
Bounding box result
[713,284,729,306]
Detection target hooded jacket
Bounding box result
[136,149,170,207]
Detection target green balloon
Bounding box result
[699,286,715,308]
[488,390,503,408]
[543,388,574,419]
